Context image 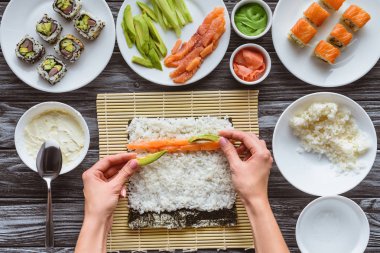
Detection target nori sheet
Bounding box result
[128,205,237,229]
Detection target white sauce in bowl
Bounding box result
[24,110,85,166]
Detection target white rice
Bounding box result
[290,103,370,172]
[127,117,236,214]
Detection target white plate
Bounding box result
[14,102,90,175]
[273,92,377,196]
[0,0,115,93]
[116,0,231,86]
[272,0,380,87]
[296,196,369,253]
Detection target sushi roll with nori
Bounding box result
[53,0,82,20]
[74,11,105,40]
[36,14,63,44]
[55,34,84,63]
[38,55,67,85]
[15,35,45,64]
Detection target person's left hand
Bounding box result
[81,153,138,223]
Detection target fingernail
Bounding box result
[120,188,127,198]
[219,137,228,146]
[129,159,138,170]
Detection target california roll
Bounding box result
[37,55,67,85]
[55,34,85,63]
[15,35,45,64]
[36,14,63,44]
[53,0,82,20]
[74,11,105,40]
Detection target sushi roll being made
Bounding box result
[53,0,82,20]
[304,2,330,27]
[320,0,346,11]
[314,40,341,64]
[289,18,317,48]
[328,23,353,49]
[74,11,105,40]
[15,35,45,64]
[55,34,85,63]
[341,5,371,32]
[37,55,67,85]
[36,14,63,44]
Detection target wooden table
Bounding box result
[0,0,379,252]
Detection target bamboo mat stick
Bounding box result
[96,90,258,252]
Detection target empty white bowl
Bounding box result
[231,0,273,40]
[15,102,90,175]
[296,196,370,253]
[230,43,271,85]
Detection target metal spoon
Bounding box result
[36,140,63,250]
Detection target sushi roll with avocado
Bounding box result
[74,11,105,40]
[15,35,45,64]
[36,14,63,44]
[37,55,67,85]
[53,0,82,20]
[55,34,85,63]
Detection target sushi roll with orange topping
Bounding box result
[289,18,318,48]
[342,5,371,32]
[304,2,330,27]
[320,0,345,11]
[328,24,353,49]
[314,40,341,64]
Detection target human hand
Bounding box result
[81,153,138,223]
[219,130,273,204]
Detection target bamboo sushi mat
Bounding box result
[96,90,259,252]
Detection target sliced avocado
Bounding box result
[137,2,158,22]
[132,56,153,68]
[37,22,52,36]
[188,134,220,143]
[148,47,162,71]
[121,22,133,48]
[133,15,150,55]
[19,47,29,55]
[123,5,136,44]
[137,151,167,166]
[65,44,75,52]
[57,0,71,10]
[25,52,35,58]
[55,64,63,71]
[143,14,167,57]
[43,59,56,71]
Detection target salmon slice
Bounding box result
[128,141,220,153]
[173,68,197,84]
[304,2,330,27]
[169,46,204,78]
[127,139,190,150]
[200,43,213,58]
[321,0,345,11]
[171,39,183,55]
[328,23,353,48]
[342,5,371,31]
[314,40,341,64]
[186,57,202,72]
[290,18,317,46]
[197,7,225,35]
[200,17,224,47]
[164,33,201,66]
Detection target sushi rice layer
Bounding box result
[127,117,236,214]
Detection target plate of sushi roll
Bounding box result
[0,0,115,93]
[272,0,380,87]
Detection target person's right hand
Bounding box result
[219,130,273,204]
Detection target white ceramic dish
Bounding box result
[272,0,380,87]
[273,92,377,196]
[296,196,370,253]
[231,0,272,40]
[116,0,231,86]
[15,102,90,175]
[0,0,115,93]
[230,43,271,85]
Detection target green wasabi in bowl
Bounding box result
[234,3,268,36]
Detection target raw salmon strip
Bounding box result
[304,2,330,27]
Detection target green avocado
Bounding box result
[188,134,220,143]
[37,22,52,36]
[137,151,167,166]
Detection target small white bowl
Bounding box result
[231,0,273,40]
[296,196,370,253]
[230,43,272,85]
[15,102,90,175]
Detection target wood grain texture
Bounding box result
[0,0,379,252]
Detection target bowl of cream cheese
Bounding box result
[15,102,90,174]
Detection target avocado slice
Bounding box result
[137,150,167,166]
[148,47,162,71]
[123,5,136,44]
[132,56,153,68]
[143,14,167,57]
[137,2,158,22]
[188,134,220,143]
[133,15,150,55]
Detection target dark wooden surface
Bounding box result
[0,0,379,252]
